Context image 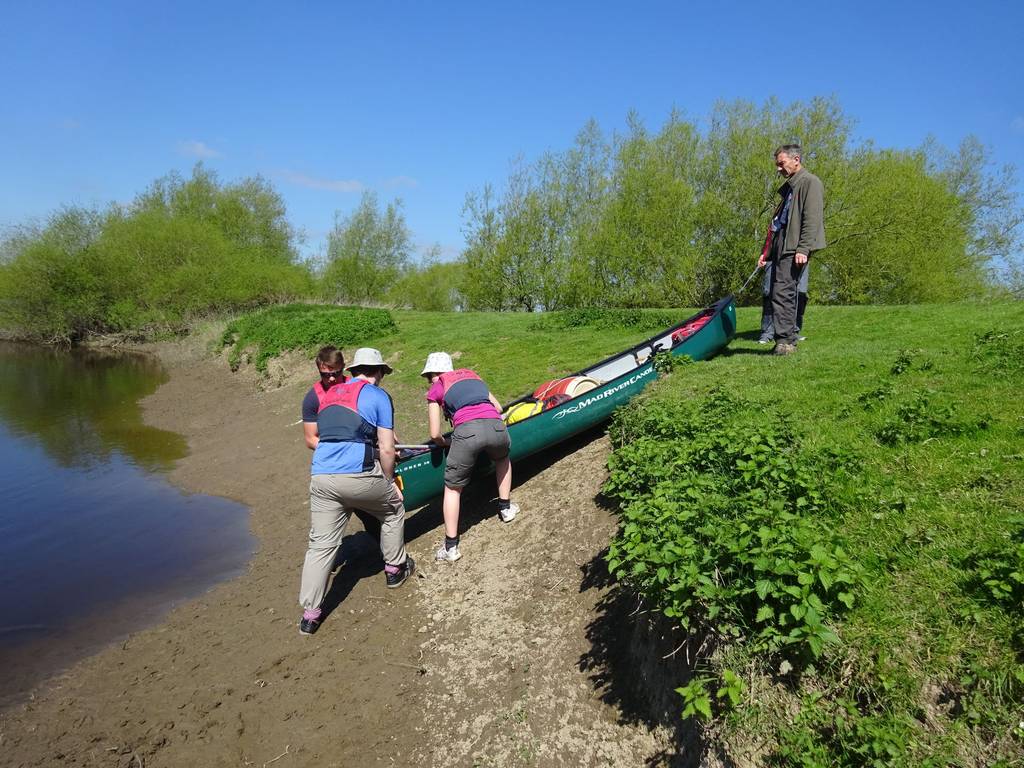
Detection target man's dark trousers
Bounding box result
[769,250,804,345]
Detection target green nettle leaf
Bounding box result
[755,579,772,599]
[694,696,713,720]
[807,634,824,658]
[756,605,775,623]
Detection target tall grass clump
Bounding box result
[221,304,398,372]
[0,165,312,343]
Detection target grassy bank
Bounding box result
[605,303,1024,766]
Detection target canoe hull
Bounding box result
[396,296,736,509]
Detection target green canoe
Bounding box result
[396,295,737,509]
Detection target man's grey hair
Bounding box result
[774,144,803,160]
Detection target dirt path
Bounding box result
[0,341,686,767]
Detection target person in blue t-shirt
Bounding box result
[297,346,414,635]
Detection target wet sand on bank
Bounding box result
[0,336,686,767]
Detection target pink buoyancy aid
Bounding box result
[314,379,375,444]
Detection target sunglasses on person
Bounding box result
[319,368,344,380]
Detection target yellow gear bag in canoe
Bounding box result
[504,400,543,425]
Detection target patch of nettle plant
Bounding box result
[971,329,1024,378]
[651,350,691,375]
[961,515,1024,653]
[771,695,914,767]
[222,303,398,372]
[874,389,988,446]
[604,389,864,713]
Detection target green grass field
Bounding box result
[225,300,1024,765]
[609,302,1024,766]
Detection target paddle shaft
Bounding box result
[738,264,763,295]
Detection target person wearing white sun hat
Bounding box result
[296,346,414,635]
[421,352,519,562]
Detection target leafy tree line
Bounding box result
[0,167,311,342]
[457,97,1023,309]
[2,96,1021,342]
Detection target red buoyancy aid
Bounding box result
[314,378,376,444]
[670,312,713,344]
[438,369,491,421]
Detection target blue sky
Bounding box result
[2,1,1022,262]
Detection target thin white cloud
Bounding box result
[382,175,419,189]
[178,140,222,159]
[278,170,363,193]
[1012,116,1024,134]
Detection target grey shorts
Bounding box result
[445,418,511,488]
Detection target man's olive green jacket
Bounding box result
[780,167,826,255]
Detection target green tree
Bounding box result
[387,245,465,311]
[322,191,411,304]
[460,185,507,310]
[461,121,612,310]
[0,166,311,342]
[574,114,700,307]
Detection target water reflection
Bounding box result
[0,342,253,707]
[0,342,187,471]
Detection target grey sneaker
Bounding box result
[435,543,462,562]
[498,502,519,523]
[757,337,772,344]
[797,335,807,342]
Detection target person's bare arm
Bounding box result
[303,422,319,450]
[428,402,449,447]
[488,392,502,412]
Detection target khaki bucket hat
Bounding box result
[346,347,393,374]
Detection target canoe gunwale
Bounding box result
[395,296,735,484]
[497,294,734,413]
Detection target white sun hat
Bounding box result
[421,352,454,376]
[346,347,393,374]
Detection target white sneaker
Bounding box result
[435,543,462,562]
[498,502,519,523]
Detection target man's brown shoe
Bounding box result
[773,342,797,356]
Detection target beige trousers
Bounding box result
[299,462,407,611]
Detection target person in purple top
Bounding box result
[421,352,519,562]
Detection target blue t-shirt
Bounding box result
[302,381,395,475]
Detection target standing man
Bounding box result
[421,352,518,563]
[298,346,414,635]
[757,144,825,355]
